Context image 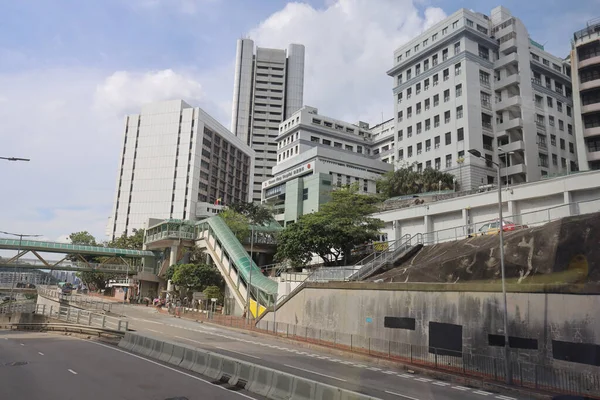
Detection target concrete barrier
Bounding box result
[168,344,186,366]
[246,367,275,397]
[179,346,197,369]
[267,372,294,399]
[158,342,174,363]
[117,333,380,400]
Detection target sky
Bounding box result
[0,0,598,244]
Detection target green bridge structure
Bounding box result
[0,238,156,273]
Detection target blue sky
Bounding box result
[0,0,597,244]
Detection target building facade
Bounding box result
[261,106,393,225]
[107,100,254,240]
[387,6,577,191]
[230,38,305,202]
[571,18,600,171]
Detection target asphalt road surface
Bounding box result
[115,305,533,400]
[0,330,260,400]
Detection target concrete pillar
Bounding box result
[463,208,472,235]
[424,215,433,242]
[169,245,179,267]
[564,190,578,216]
[507,200,516,219]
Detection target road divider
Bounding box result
[118,332,380,400]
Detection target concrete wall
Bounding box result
[264,282,600,372]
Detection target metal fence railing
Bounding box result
[37,286,113,312]
[0,303,128,332]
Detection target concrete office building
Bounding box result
[387,6,577,190]
[107,100,254,240]
[571,18,600,171]
[261,106,393,225]
[230,38,305,202]
[370,118,396,165]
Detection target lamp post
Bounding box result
[0,157,30,162]
[0,231,42,314]
[245,225,254,324]
[498,148,515,190]
[467,149,512,384]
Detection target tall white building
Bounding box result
[107,100,254,240]
[571,18,600,171]
[261,106,393,225]
[230,38,305,202]
[387,6,577,190]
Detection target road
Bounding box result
[0,330,260,400]
[116,305,530,400]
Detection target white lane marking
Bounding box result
[131,317,163,325]
[353,364,367,368]
[473,390,492,396]
[452,386,470,391]
[340,361,354,365]
[329,359,342,363]
[20,343,25,346]
[383,370,397,375]
[68,369,78,375]
[496,396,516,400]
[283,364,346,382]
[415,377,431,382]
[367,367,382,371]
[38,352,44,356]
[146,329,161,333]
[214,346,261,360]
[174,335,203,344]
[83,339,258,400]
[385,390,420,400]
[432,381,450,386]
[398,373,413,378]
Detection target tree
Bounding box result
[276,186,384,266]
[107,228,145,250]
[203,285,223,305]
[220,208,250,242]
[77,270,116,291]
[228,202,273,226]
[376,164,456,199]
[171,263,224,292]
[68,231,99,262]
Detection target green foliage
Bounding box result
[164,264,176,281]
[170,263,223,292]
[68,231,100,262]
[220,208,250,242]
[77,270,116,291]
[376,164,457,199]
[203,285,223,304]
[276,186,383,266]
[228,202,274,225]
[106,229,145,250]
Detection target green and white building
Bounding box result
[261,106,394,225]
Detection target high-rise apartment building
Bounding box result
[387,6,577,190]
[571,18,600,171]
[230,38,305,202]
[107,100,254,240]
[261,106,393,225]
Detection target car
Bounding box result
[468,219,528,238]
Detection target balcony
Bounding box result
[496,118,523,133]
[582,102,600,114]
[579,54,600,69]
[494,52,519,69]
[495,96,522,111]
[538,141,548,152]
[580,78,600,91]
[501,163,526,176]
[584,126,600,138]
[500,140,525,153]
[495,74,520,90]
[481,100,492,110]
[536,122,546,132]
[588,149,600,161]
[499,38,517,54]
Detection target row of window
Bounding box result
[309,117,371,137]
[530,52,564,74]
[309,135,371,155]
[535,113,573,134]
[398,65,463,102]
[398,128,462,153]
[531,71,571,97]
[533,94,572,116]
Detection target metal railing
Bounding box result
[252,320,599,397]
[418,197,600,246]
[0,303,128,331]
[0,258,138,273]
[37,286,113,312]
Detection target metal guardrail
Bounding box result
[37,286,113,312]
[254,320,599,398]
[0,258,139,273]
[0,303,128,332]
[3,323,125,337]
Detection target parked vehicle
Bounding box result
[468,219,528,238]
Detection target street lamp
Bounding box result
[467,149,512,384]
[498,148,515,190]
[0,231,42,313]
[0,157,30,162]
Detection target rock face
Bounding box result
[370,212,600,284]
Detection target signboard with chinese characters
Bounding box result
[262,163,313,188]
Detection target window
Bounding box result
[406,69,412,80]
[569,142,574,154]
[397,110,403,121]
[444,89,450,102]
[396,54,402,63]
[445,154,452,168]
[415,64,421,76]
[466,19,473,27]
[426,160,431,169]
[557,101,563,112]
[416,83,421,94]
[417,122,422,134]
[398,130,403,141]
[345,144,353,151]
[549,116,555,126]
[425,98,430,110]
[407,106,412,119]
[433,74,439,86]
[560,138,565,150]
[476,24,488,34]
[480,70,490,87]
[311,136,320,143]
[417,142,422,154]
[407,87,412,98]
[456,84,462,97]
[531,53,540,61]
[433,94,439,107]
[302,188,308,200]
[414,44,420,52]
[545,76,552,89]
[424,59,429,71]
[443,68,449,81]
[561,157,567,168]
[407,126,413,137]
[407,146,413,157]
[442,49,448,61]
[456,106,463,119]
[397,92,402,103]
[457,128,464,141]
[445,132,451,145]
[425,118,431,131]
[442,27,448,35]
[405,49,411,58]
[435,157,441,170]
[423,38,428,47]
[434,115,440,127]
[432,33,438,41]
[454,42,461,55]
[334,142,342,148]
[452,20,459,29]
[567,106,572,117]
[424,78,429,90]
[455,62,462,75]
[357,145,362,153]
[426,139,431,151]
[322,139,331,146]
[434,136,440,149]
[432,54,438,66]
[568,124,573,135]
[552,154,558,166]
[543,58,550,66]
[481,91,491,108]
[398,149,404,159]
[478,45,489,60]
[547,97,553,108]
[551,134,556,146]
[444,110,451,124]
[559,120,564,131]
[555,82,564,95]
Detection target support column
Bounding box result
[424,215,433,242]
[169,245,179,267]
[564,190,578,216]
[463,207,472,235]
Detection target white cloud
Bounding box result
[94,69,204,117]
[248,0,446,123]
[128,0,218,15]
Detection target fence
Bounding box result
[37,286,113,313]
[0,303,128,331]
